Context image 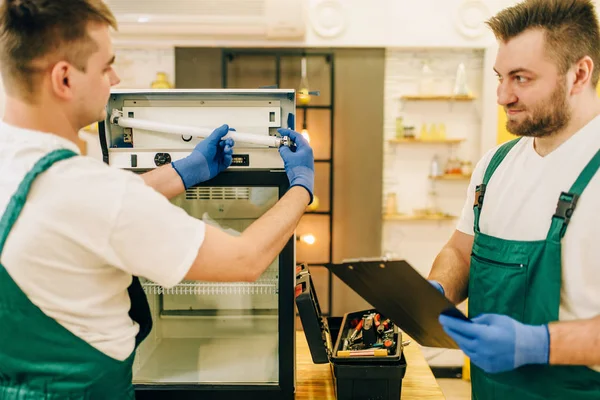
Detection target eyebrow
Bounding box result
[493,67,534,76]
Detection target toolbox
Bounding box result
[295,264,407,400]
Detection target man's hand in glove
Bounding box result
[439,313,549,374]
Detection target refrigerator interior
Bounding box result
[132,187,281,386]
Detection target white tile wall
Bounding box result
[382,48,485,367]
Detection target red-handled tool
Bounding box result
[349,319,363,342]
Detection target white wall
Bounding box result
[305,0,515,48]
[111,0,521,49]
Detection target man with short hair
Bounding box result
[0,0,314,398]
[428,0,600,398]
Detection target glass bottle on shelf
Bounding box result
[461,161,473,176]
[453,62,470,97]
[419,61,435,95]
[445,157,462,175]
[297,57,311,105]
[430,155,443,177]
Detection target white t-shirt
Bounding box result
[0,122,206,361]
[457,115,600,328]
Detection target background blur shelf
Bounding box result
[297,104,331,109]
[388,138,466,145]
[428,174,471,181]
[400,94,476,101]
[383,213,457,221]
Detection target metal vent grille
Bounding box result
[106,0,265,17]
[142,281,278,296]
[185,187,250,201]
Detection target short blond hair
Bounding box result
[486,0,600,87]
[0,0,117,102]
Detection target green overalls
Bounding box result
[468,139,600,399]
[0,149,152,399]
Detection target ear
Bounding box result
[570,56,594,95]
[49,61,74,100]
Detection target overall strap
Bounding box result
[473,138,521,232]
[0,149,77,253]
[547,149,600,242]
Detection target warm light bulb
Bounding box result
[299,234,316,245]
[301,128,310,143]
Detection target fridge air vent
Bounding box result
[185,187,250,201]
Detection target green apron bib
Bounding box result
[0,149,152,399]
[468,138,600,400]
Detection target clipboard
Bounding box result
[328,258,470,349]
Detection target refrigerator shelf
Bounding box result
[141,280,279,296]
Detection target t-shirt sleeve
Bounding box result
[456,147,498,235]
[105,173,205,288]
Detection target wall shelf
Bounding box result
[400,94,476,101]
[429,174,471,181]
[297,104,332,109]
[388,138,465,145]
[383,213,457,221]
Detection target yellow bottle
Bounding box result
[437,123,447,140]
[151,72,173,89]
[429,124,438,140]
[420,124,429,141]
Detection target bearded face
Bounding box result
[505,76,571,138]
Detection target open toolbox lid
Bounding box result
[326,258,469,349]
[295,264,333,364]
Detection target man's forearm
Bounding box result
[548,316,600,366]
[242,186,310,275]
[428,246,470,304]
[141,165,185,199]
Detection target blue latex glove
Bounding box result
[428,280,445,296]
[439,313,549,374]
[172,124,235,189]
[277,128,314,204]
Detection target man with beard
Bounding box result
[427,0,600,398]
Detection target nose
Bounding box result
[110,69,121,87]
[497,80,517,106]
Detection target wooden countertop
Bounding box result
[295,333,445,399]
